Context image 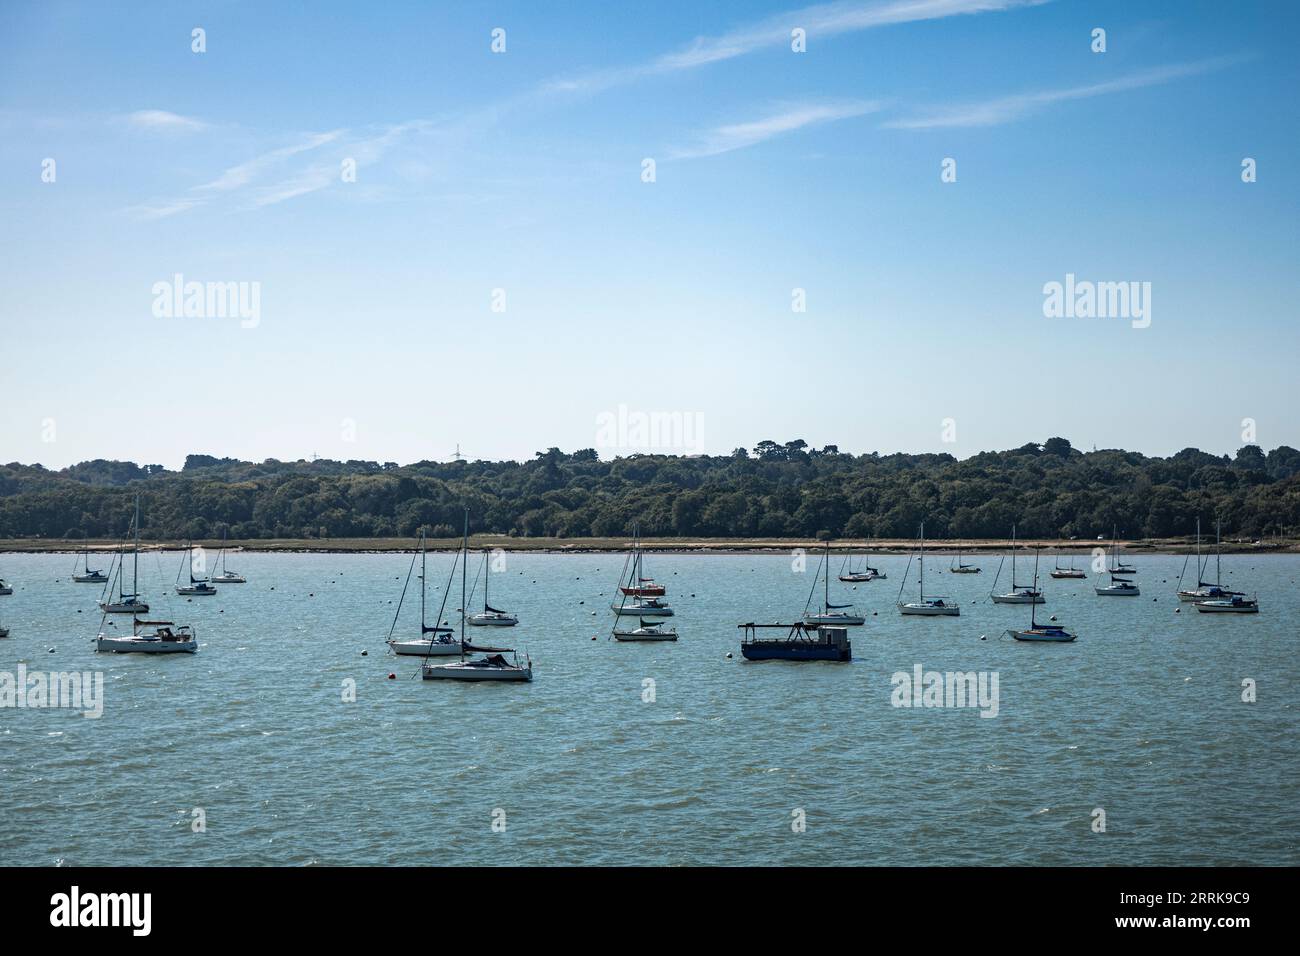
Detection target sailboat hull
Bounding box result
[100,601,149,614]
[992,592,1045,604]
[468,613,518,626]
[802,614,865,626]
[96,635,197,654]
[898,602,960,616]
[837,573,876,582]
[612,604,673,617]
[0,587,12,596]
[1049,570,1085,579]
[212,574,246,584]
[176,585,217,596]
[1095,585,1140,596]
[421,662,533,681]
[72,573,108,583]
[950,567,981,574]
[1007,628,1076,642]
[613,630,678,642]
[388,639,464,656]
[1193,600,1258,613]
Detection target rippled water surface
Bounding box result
[1,549,1296,866]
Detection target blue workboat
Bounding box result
[738,623,851,662]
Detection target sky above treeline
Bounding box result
[1,0,1296,470]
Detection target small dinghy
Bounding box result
[0,578,11,596]
[739,623,851,662]
[612,618,678,642]
[897,523,960,616]
[1006,551,1076,641]
[97,617,197,654]
[1193,594,1259,613]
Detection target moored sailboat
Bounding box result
[1049,547,1086,579]
[72,537,109,583]
[99,496,149,614]
[211,529,247,584]
[386,531,463,656]
[990,525,1045,604]
[1094,535,1140,596]
[1006,550,1076,642]
[175,541,218,595]
[949,543,981,574]
[1177,519,1240,602]
[803,542,865,626]
[422,511,533,682]
[611,529,673,618]
[612,617,679,642]
[96,615,197,653]
[898,522,960,616]
[467,549,518,626]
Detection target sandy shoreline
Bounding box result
[1,536,1294,556]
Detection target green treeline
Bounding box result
[1,439,1298,541]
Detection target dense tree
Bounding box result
[2,441,1298,540]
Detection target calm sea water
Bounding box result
[1,549,1296,866]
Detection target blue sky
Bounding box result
[1,0,1297,469]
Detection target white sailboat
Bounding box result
[175,541,218,595]
[803,542,865,626]
[97,615,197,654]
[1094,533,1140,596]
[72,536,109,583]
[898,522,960,616]
[99,496,150,614]
[211,529,247,584]
[1005,550,1076,642]
[611,528,674,617]
[990,525,1045,604]
[1105,525,1137,575]
[467,548,518,626]
[1177,519,1240,602]
[612,617,679,642]
[422,511,533,682]
[386,531,462,656]
[0,577,11,596]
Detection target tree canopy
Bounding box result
[2,438,1298,541]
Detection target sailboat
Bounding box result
[0,577,11,596]
[387,531,462,656]
[619,528,666,596]
[1006,549,1076,642]
[1094,535,1140,596]
[175,541,218,595]
[803,542,865,626]
[611,528,673,617]
[97,615,198,653]
[990,525,1045,603]
[949,543,981,574]
[1190,519,1257,612]
[72,536,109,583]
[837,543,881,582]
[467,549,518,626]
[422,511,533,681]
[1105,526,1137,574]
[612,617,679,642]
[897,522,960,615]
[99,496,149,614]
[1049,547,1086,579]
[211,529,247,584]
[1177,518,1240,602]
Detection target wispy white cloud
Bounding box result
[542,0,1045,95]
[127,109,207,132]
[885,57,1240,129]
[670,101,881,159]
[199,130,344,192]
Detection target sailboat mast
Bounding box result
[420,531,427,630]
[132,495,140,597]
[919,522,925,600]
[1010,525,1017,587]
[460,509,468,644]
[1215,517,1222,586]
[824,541,829,611]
